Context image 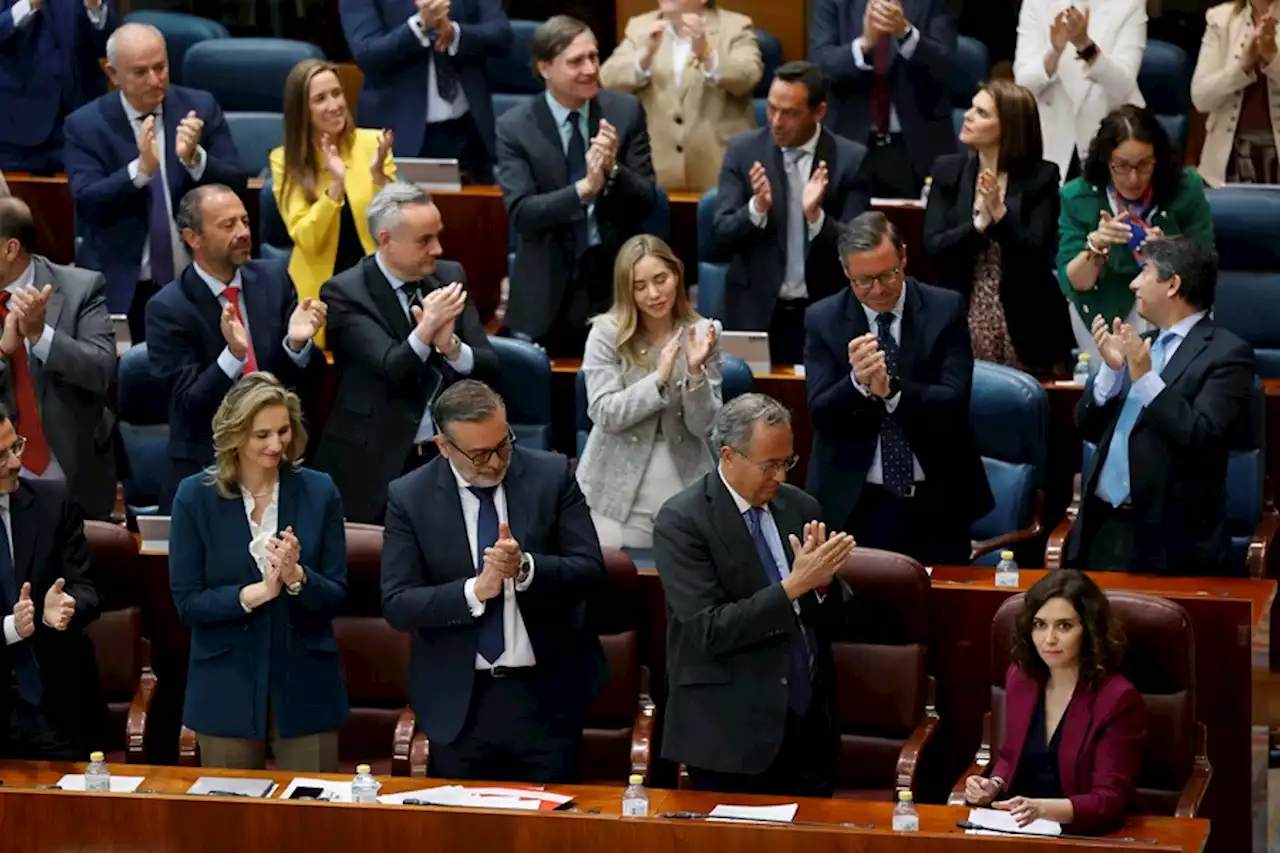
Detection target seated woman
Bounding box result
[270,58,395,347]
[1057,105,1214,360]
[923,80,1073,374]
[578,234,722,550]
[1191,0,1280,187]
[169,372,349,771]
[599,0,761,192]
[965,570,1147,834]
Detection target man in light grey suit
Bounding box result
[0,197,117,520]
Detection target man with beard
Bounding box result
[145,184,327,512]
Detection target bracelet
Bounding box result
[1085,235,1109,257]
[1076,42,1100,62]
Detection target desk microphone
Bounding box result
[657,811,875,830]
[955,820,1158,844]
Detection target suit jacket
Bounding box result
[62,85,247,312]
[496,90,658,339]
[168,467,349,740]
[315,255,498,523]
[989,665,1146,835]
[599,8,762,192]
[1072,317,1256,576]
[809,0,957,181]
[804,280,993,528]
[341,0,512,161]
[922,154,1074,370]
[0,256,117,519]
[380,447,608,745]
[1191,0,1280,188]
[711,126,870,330]
[145,260,322,512]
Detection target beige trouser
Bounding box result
[590,438,685,550]
[196,702,339,773]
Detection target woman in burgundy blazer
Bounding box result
[965,570,1148,834]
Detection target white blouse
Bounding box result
[242,480,280,578]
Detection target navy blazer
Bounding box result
[341,0,512,160]
[809,0,957,181]
[380,446,608,745]
[146,260,321,512]
[169,466,349,740]
[63,85,247,313]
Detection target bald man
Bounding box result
[63,22,246,342]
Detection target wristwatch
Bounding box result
[516,553,533,585]
[286,567,307,597]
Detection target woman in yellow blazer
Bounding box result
[270,58,395,346]
[600,1,762,192]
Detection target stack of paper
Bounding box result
[55,774,145,793]
[966,808,1062,836]
[708,803,798,823]
[378,785,572,811]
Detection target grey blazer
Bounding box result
[2,255,117,519]
[576,315,722,522]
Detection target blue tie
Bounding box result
[1096,333,1176,507]
[140,115,175,286]
[875,312,915,497]
[469,486,505,664]
[0,512,42,706]
[746,508,812,715]
[565,111,590,258]
[433,39,460,102]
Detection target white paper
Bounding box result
[966,807,1062,836]
[790,365,805,378]
[140,540,169,555]
[279,777,354,803]
[378,785,544,810]
[56,774,145,793]
[1052,379,1084,388]
[708,803,798,823]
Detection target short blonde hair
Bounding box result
[206,373,308,499]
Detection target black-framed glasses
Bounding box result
[446,427,516,467]
[1108,158,1155,178]
[847,267,903,291]
[0,436,27,462]
[732,447,799,475]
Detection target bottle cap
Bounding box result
[1079,353,1091,361]
[898,790,912,801]
[628,774,643,785]
[89,751,104,762]
[357,764,372,774]
[1000,550,1014,560]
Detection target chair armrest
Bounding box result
[947,711,994,806]
[630,693,657,784]
[1044,474,1083,569]
[894,705,940,793]
[972,491,1046,561]
[391,707,417,777]
[677,763,690,790]
[125,665,157,764]
[1248,480,1279,580]
[178,725,199,768]
[409,731,430,778]
[1175,722,1213,818]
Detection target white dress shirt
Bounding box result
[406,18,470,123]
[10,0,108,30]
[190,262,313,379]
[6,263,66,482]
[1,492,23,646]
[717,466,802,617]
[634,24,723,88]
[242,480,280,577]
[1091,312,1208,407]
[746,124,827,300]
[851,28,922,133]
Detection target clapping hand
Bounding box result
[848,332,890,398]
[1092,211,1133,248]
[1119,322,1152,382]
[371,128,395,188]
[802,161,830,223]
[287,297,327,351]
[640,17,667,70]
[8,284,51,341]
[268,527,304,588]
[784,522,856,600]
[411,282,467,345]
[220,302,249,361]
[428,283,468,352]
[685,324,717,374]
[320,133,347,200]
[976,168,1003,219]
[657,332,682,387]
[871,0,910,38]
[42,579,76,632]
[590,118,619,177]
[483,523,523,577]
[175,110,204,165]
[1091,315,1127,371]
[1049,10,1069,55]
[137,115,160,178]
[679,13,708,60]
[1061,6,1092,50]
[0,306,20,356]
[749,161,772,216]
[1258,15,1277,66]
[12,583,35,640]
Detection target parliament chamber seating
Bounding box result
[182,38,325,113]
[694,187,725,317]
[1138,40,1193,155]
[257,175,293,263]
[486,19,541,119]
[123,10,230,85]
[752,27,782,133]
[950,35,990,139]
[117,344,170,516]
[225,112,284,177]
[488,335,553,450]
[1209,185,1280,378]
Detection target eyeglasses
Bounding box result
[732,447,799,475]
[1108,159,1155,178]
[446,427,516,467]
[846,267,902,291]
[0,436,26,462]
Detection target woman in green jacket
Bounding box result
[1057,105,1215,359]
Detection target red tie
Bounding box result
[222,285,258,375]
[0,293,50,474]
[871,36,892,132]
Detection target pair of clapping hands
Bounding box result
[0,283,52,356]
[11,579,77,637]
[1091,315,1157,382]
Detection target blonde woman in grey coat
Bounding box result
[577,234,722,549]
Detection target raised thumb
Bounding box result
[52,578,65,594]
[19,582,30,601]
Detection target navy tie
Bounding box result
[875,312,915,497]
[433,38,460,102]
[565,111,589,258]
[746,508,812,715]
[0,513,43,707]
[469,486,505,664]
[144,121,176,286]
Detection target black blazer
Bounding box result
[922,153,1074,371]
[146,260,322,512]
[711,126,870,330]
[1072,318,1256,576]
[315,256,498,523]
[653,475,849,775]
[380,447,608,746]
[495,90,658,339]
[804,280,993,528]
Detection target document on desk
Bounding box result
[55,774,145,793]
[186,777,277,798]
[279,777,353,802]
[708,803,798,823]
[378,785,573,811]
[966,808,1061,836]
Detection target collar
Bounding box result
[120,91,162,124]
[448,457,506,494]
[239,478,279,508]
[0,491,8,513]
[374,252,414,293]
[1160,310,1208,342]
[860,281,908,329]
[782,124,822,160]
[544,91,591,130]
[192,262,243,299]
[4,260,35,294]
[717,464,761,514]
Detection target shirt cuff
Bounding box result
[634,57,654,80]
[849,370,870,396]
[184,145,208,180]
[282,336,313,367]
[1129,371,1166,407]
[852,37,873,71]
[884,391,902,412]
[463,577,485,617]
[1091,364,1125,404]
[10,1,34,27]
[445,20,460,56]
[700,49,722,81]
[408,14,432,48]
[444,341,474,373]
[898,26,921,60]
[129,158,153,188]
[3,614,21,646]
[747,196,768,229]
[514,555,535,591]
[218,346,247,378]
[408,331,432,361]
[86,2,108,29]
[29,324,55,363]
[806,209,826,240]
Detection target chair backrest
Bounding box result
[951,35,990,108]
[696,188,719,262]
[1139,40,1192,153]
[969,362,1049,548]
[183,39,325,112]
[85,519,141,611]
[224,112,283,178]
[722,353,754,401]
[85,605,146,753]
[486,19,542,94]
[581,548,645,783]
[697,262,728,318]
[124,11,230,85]
[117,344,169,512]
[341,522,385,617]
[574,369,590,457]
[640,187,671,241]
[1209,186,1280,377]
[488,335,553,450]
[753,28,783,98]
[258,175,293,252]
[753,98,767,129]
[492,92,534,119]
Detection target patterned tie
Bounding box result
[1096,333,1176,507]
[876,312,915,497]
[139,114,176,286]
[433,40,461,102]
[871,36,893,132]
[565,111,590,258]
[0,294,50,474]
[783,149,807,289]
[221,285,258,375]
[470,485,505,664]
[0,509,43,706]
[746,507,812,715]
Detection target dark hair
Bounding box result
[531,15,593,79]
[837,210,904,259]
[772,60,827,109]
[0,402,9,424]
[176,184,236,235]
[1140,236,1219,311]
[1010,570,1125,690]
[1082,105,1182,206]
[0,197,37,254]
[983,80,1043,176]
[431,380,505,438]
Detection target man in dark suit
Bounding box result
[712,60,870,365]
[0,0,115,173]
[805,211,992,566]
[341,0,511,183]
[654,393,854,796]
[495,15,657,357]
[63,22,246,342]
[1074,237,1256,576]
[316,182,499,524]
[381,380,607,782]
[0,198,117,521]
[0,406,108,759]
[809,0,957,198]
[146,185,326,512]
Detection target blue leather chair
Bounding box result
[640,186,671,242]
[124,11,229,85]
[1139,40,1192,153]
[117,344,170,516]
[183,39,325,112]
[968,362,1049,565]
[488,335,552,450]
[257,175,293,262]
[753,27,782,99]
[575,369,591,457]
[486,19,542,95]
[225,112,283,177]
[722,353,753,400]
[753,98,767,129]
[492,93,534,119]
[1209,186,1280,377]
[951,36,990,146]
[696,188,728,318]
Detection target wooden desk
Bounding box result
[0,762,1210,852]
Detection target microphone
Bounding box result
[656,811,875,830]
[955,820,1158,844]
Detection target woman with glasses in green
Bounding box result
[1058,106,1215,361]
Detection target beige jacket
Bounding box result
[600,8,762,192]
[1191,1,1280,187]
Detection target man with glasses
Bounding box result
[381,380,607,782]
[805,211,991,565]
[654,393,855,796]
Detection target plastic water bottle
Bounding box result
[85,751,110,792]
[892,789,920,831]
[622,774,649,817]
[1073,352,1091,385]
[995,550,1020,588]
[351,764,380,803]
[919,176,933,204]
